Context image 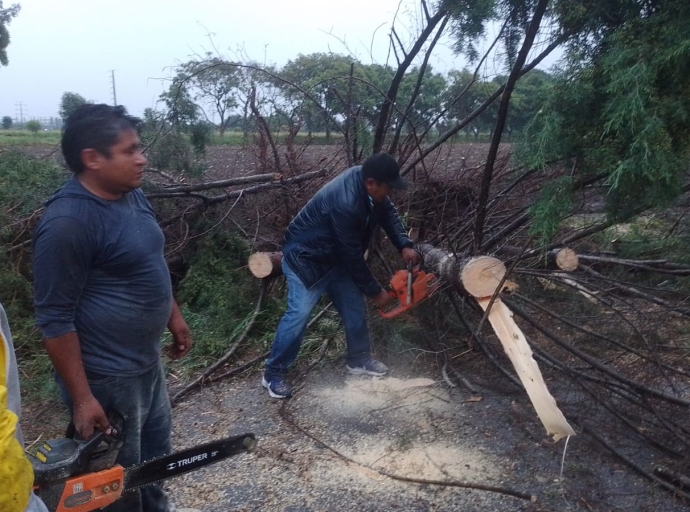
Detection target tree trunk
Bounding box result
[549,248,579,271]
[248,252,283,278]
[416,243,507,297]
[471,0,551,251]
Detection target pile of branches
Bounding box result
[143,132,690,502]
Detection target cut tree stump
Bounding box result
[248,252,283,278]
[550,248,579,271]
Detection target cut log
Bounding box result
[550,248,579,271]
[477,297,576,442]
[497,245,579,272]
[248,252,283,278]
[416,244,508,297]
[461,256,508,298]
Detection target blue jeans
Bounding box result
[58,362,172,512]
[265,259,372,379]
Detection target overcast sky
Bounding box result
[0,0,559,121]
[0,0,462,120]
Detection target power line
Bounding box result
[15,101,26,124]
[110,70,117,106]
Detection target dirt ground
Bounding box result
[161,352,687,512]
[22,353,687,512]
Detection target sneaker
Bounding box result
[347,358,388,376]
[261,375,292,399]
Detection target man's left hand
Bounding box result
[401,247,420,266]
[167,301,192,359]
[168,320,192,359]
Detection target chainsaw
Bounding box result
[379,261,439,319]
[30,410,257,512]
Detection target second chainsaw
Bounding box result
[30,410,257,512]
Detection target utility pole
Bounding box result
[110,70,117,106]
[15,102,25,124]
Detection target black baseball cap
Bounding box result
[361,153,409,189]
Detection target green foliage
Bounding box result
[158,75,201,129]
[177,56,242,136]
[279,53,399,136]
[144,131,204,178]
[172,232,280,372]
[0,151,66,232]
[528,177,574,244]
[25,120,41,133]
[0,130,60,146]
[395,65,448,133]
[1,115,11,129]
[443,0,497,61]
[594,213,690,294]
[0,151,66,399]
[189,121,212,156]
[0,1,20,66]
[59,92,91,122]
[518,1,690,221]
[443,67,554,138]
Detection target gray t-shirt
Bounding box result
[33,177,173,376]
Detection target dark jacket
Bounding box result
[283,166,413,297]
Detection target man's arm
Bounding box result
[44,332,110,439]
[331,205,384,297]
[377,199,420,265]
[34,216,109,439]
[166,299,192,360]
[330,206,396,308]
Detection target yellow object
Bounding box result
[0,330,34,512]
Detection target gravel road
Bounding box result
[165,359,687,512]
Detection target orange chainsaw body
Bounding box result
[379,267,439,319]
[45,465,124,512]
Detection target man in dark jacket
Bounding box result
[263,153,419,398]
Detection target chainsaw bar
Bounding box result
[123,433,257,492]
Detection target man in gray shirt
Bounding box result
[33,104,192,512]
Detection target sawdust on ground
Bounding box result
[164,361,687,512]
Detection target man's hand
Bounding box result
[44,332,111,439]
[372,288,395,309]
[167,300,192,359]
[73,395,111,439]
[401,247,420,266]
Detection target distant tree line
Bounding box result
[151,53,556,142]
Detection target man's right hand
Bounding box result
[372,288,395,309]
[73,395,111,439]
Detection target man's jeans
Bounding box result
[58,362,172,512]
[265,259,372,379]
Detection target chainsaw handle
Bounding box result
[379,303,411,319]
